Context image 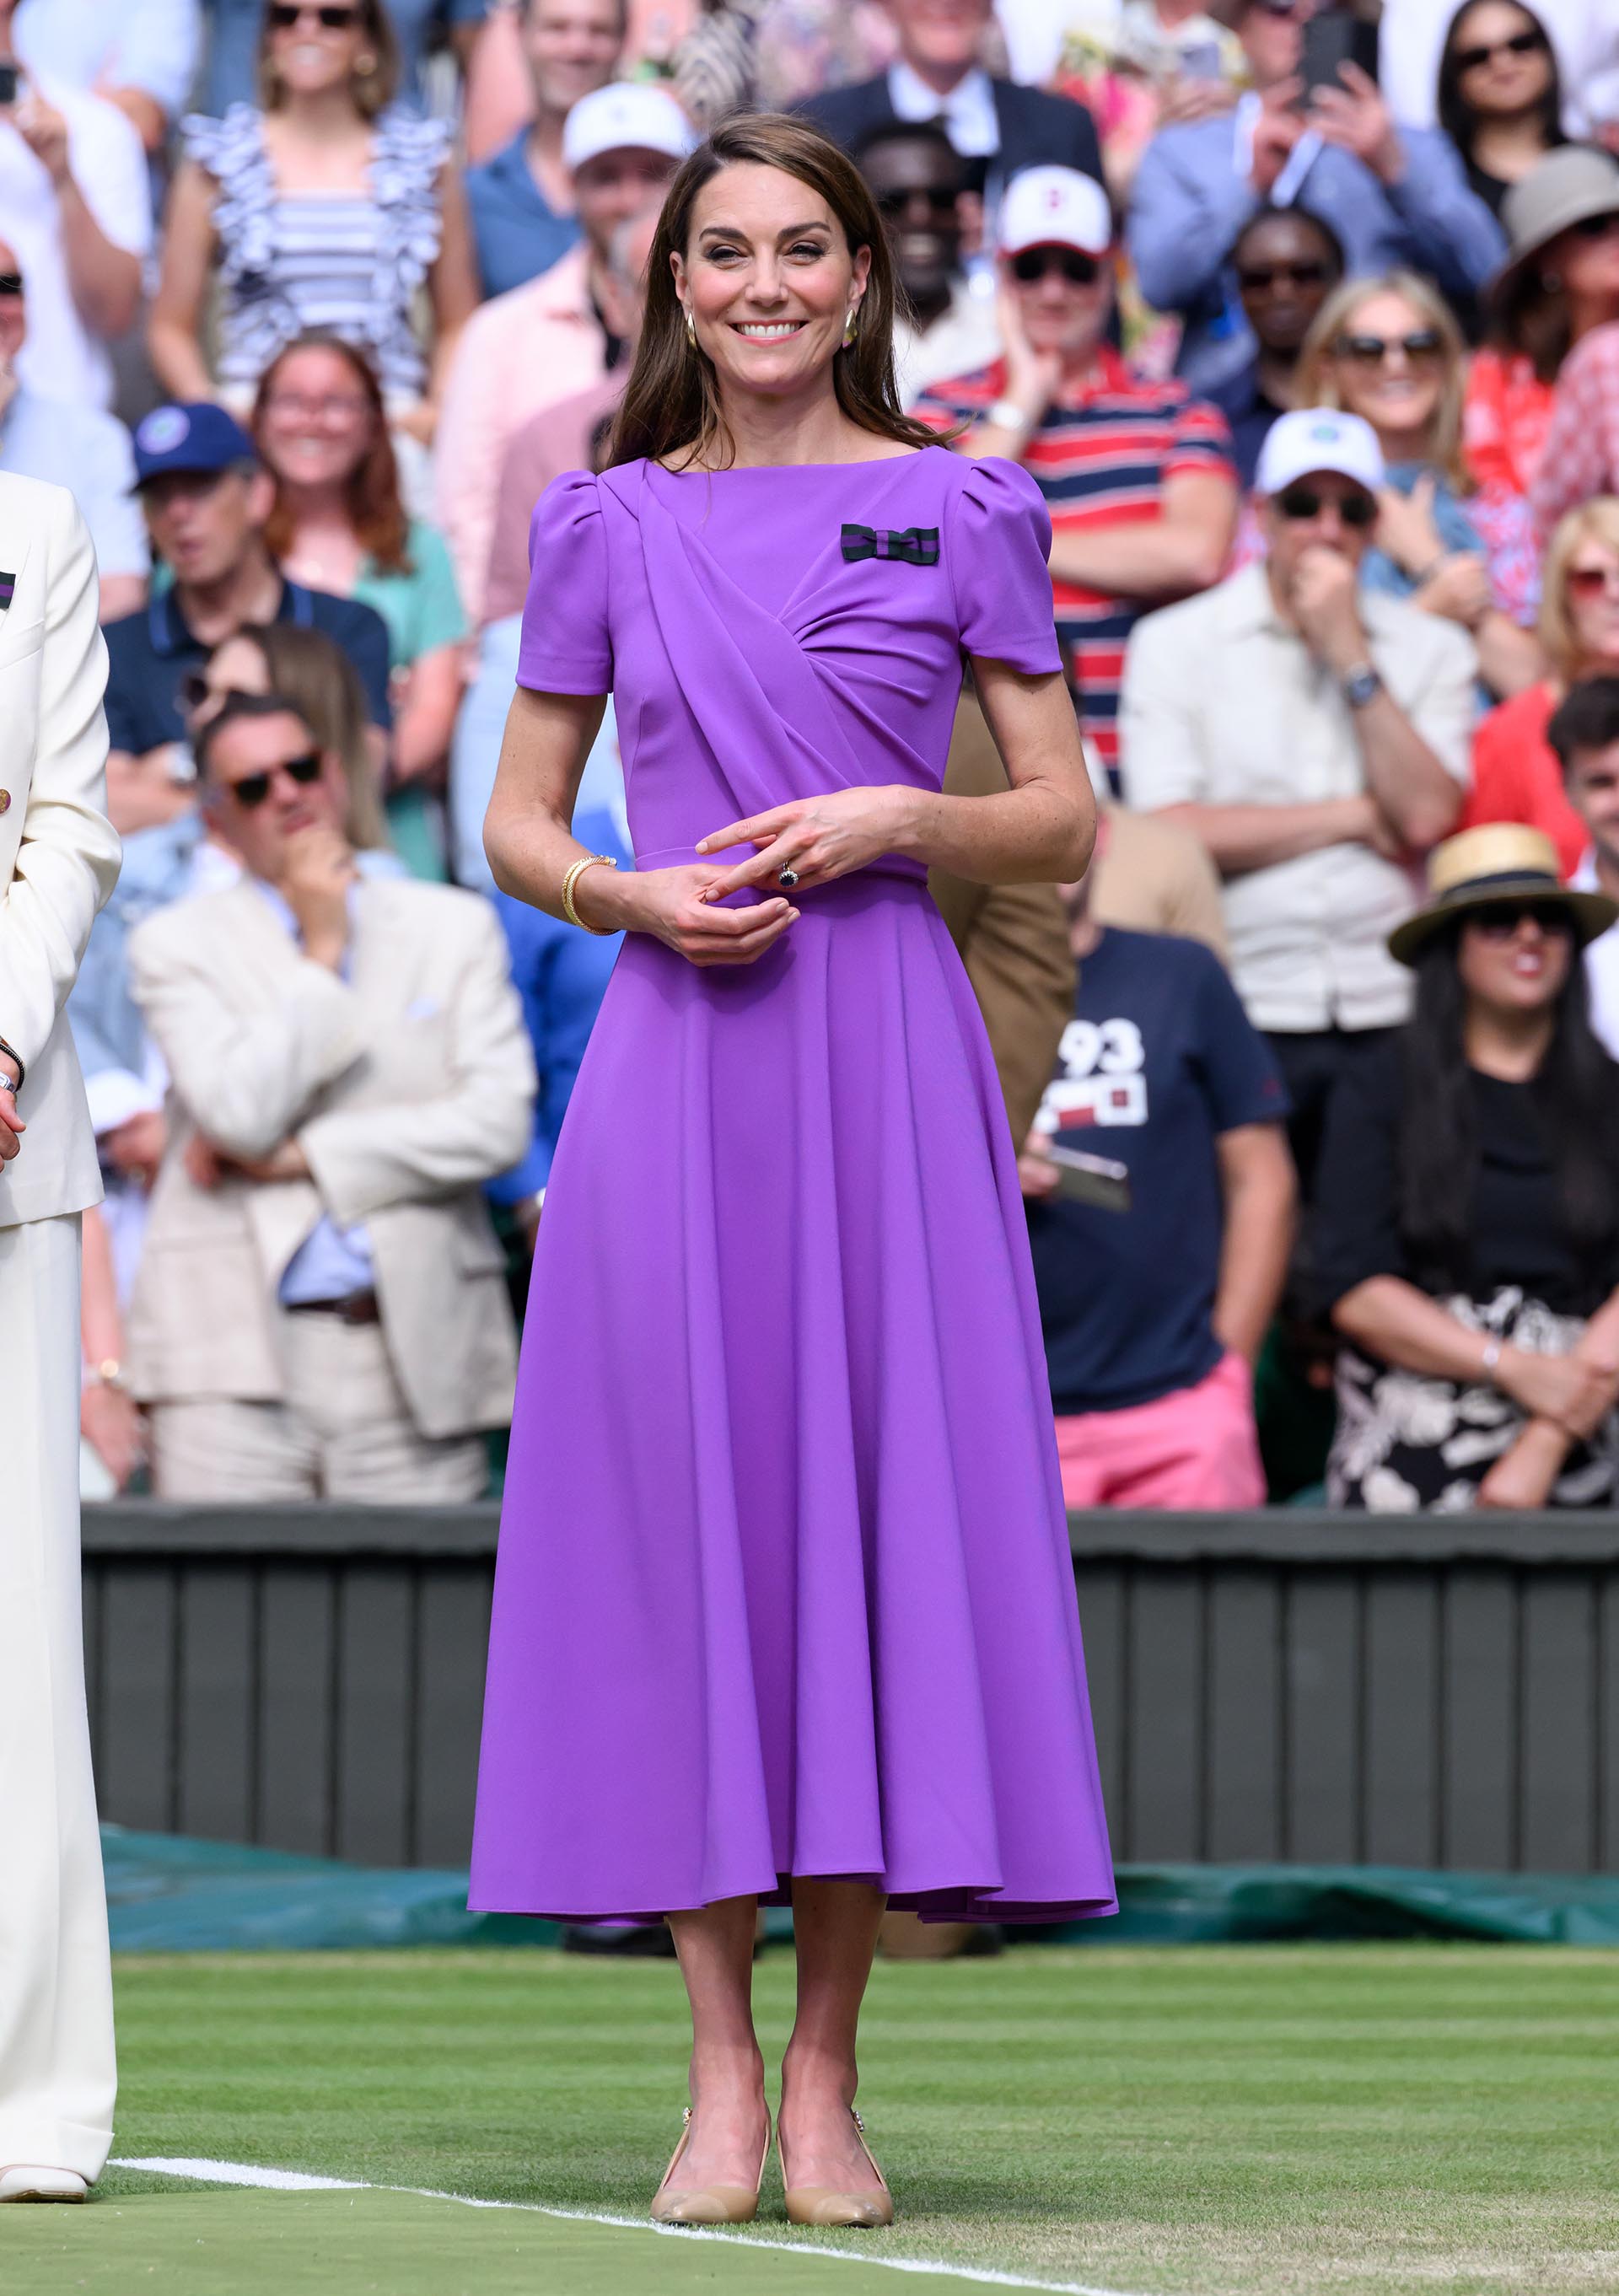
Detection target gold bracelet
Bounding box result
[561,852,619,934]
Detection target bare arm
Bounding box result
[100,85,168,154]
[1476,1283,1619,1507]
[1158,793,1382,879]
[55,173,140,339]
[147,162,223,403]
[1045,470,1237,602]
[425,162,480,419]
[460,5,534,164]
[1213,1122,1295,1362]
[390,643,464,786]
[1333,1274,1619,1435]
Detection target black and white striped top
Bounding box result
[184,104,449,401]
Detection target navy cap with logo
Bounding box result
[132,401,259,489]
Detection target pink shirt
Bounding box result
[434,243,609,623]
[483,374,624,629]
[1530,322,1619,544]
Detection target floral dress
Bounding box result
[181,103,449,402]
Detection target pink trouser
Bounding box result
[1054,1350,1266,1511]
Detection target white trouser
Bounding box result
[0,1215,116,2180]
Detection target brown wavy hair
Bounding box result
[257,0,401,118]
[254,333,412,576]
[608,112,943,473]
[212,623,392,851]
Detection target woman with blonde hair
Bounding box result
[149,0,478,448]
[1296,269,1541,698]
[1461,497,1619,872]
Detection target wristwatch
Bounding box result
[986,396,1035,437]
[0,1033,23,1092]
[1340,662,1383,710]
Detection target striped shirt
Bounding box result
[914,351,1235,779]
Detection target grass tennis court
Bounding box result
[6,1944,1619,2295]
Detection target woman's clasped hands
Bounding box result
[615,787,913,968]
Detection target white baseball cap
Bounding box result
[562,83,697,174]
[1255,407,1385,498]
[998,165,1113,260]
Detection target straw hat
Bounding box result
[1387,824,1617,966]
[1490,146,1619,314]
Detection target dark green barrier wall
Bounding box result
[83,1506,1619,1874]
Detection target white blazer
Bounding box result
[0,472,121,1230]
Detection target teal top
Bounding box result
[353,518,466,669]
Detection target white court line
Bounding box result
[111,2157,1159,2296]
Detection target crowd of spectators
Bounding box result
[17,0,1619,1514]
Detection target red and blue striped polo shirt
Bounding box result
[914,351,1235,782]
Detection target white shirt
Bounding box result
[1380,0,1619,137]
[1573,852,1619,1058]
[887,60,1000,157]
[892,274,1003,410]
[0,73,153,410]
[15,0,202,116]
[1119,563,1478,1034]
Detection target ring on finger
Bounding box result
[777,863,800,890]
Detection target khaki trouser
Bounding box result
[148,1306,488,1503]
[0,1215,116,2180]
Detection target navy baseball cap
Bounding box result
[132,401,258,488]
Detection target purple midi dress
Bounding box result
[469,444,1116,1925]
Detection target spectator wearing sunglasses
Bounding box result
[1435,0,1563,222]
[1520,162,1619,541]
[1461,500,1619,878]
[1206,206,1344,487]
[1128,0,1504,396]
[1312,824,1619,1513]
[196,0,489,121]
[0,243,147,621]
[1294,271,1543,701]
[103,402,393,810]
[915,164,1237,788]
[856,120,999,411]
[123,690,535,1502]
[1120,408,1475,1193]
[1466,148,1619,508]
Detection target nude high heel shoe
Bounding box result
[649,2102,772,2225]
[782,2105,895,2229]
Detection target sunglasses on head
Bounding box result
[1337,328,1445,366]
[181,671,261,712]
[1009,245,1102,287]
[1454,26,1546,70]
[1237,259,1331,292]
[1275,484,1378,526]
[266,2,361,30]
[222,750,324,809]
[874,184,958,218]
[1471,901,1572,940]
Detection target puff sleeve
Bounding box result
[947,457,1063,677]
[516,470,613,695]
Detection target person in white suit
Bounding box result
[0,470,123,2202]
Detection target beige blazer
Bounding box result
[0,472,122,1229]
[126,874,537,1439]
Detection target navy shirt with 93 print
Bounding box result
[1026,928,1288,1415]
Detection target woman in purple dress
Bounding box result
[471,112,1116,2230]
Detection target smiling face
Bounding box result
[861,132,964,308]
[256,342,375,492]
[1457,903,1573,1018]
[1326,287,1448,450]
[575,146,682,262]
[265,0,372,101]
[1449,0,1552,118]
[1234,212,1339,358]
[672,162,869,406]
[523,0,622,113]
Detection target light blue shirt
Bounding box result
[0,384,148,579]
[16,0,201,116]
[250,875,376,1308]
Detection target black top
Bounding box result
[1311,1036,1619,1317]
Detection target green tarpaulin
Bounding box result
[101,1828,1619,1951]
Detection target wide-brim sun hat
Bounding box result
[1387,823,1617,966]
[1488,145,1619,313]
